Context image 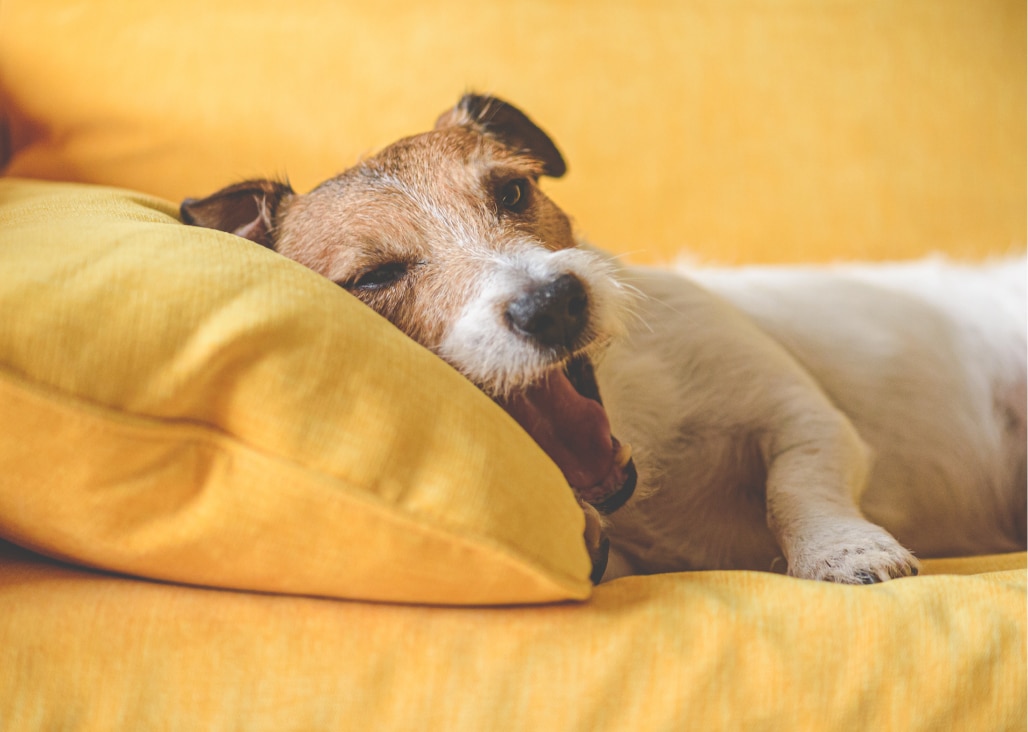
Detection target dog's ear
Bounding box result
[436,93,567,178]
[180,179,294,249]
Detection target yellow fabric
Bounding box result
[0,178,592,605]
[0,0,1023,265]
[1,541,1024,731]
[918,551,1028,576]
[0,2,1025,729]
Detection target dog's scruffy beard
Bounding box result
[438,244,639,514]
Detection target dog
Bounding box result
[182,93,1027,584]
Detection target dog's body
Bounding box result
[183,94,1027,584]
[598,257,1026,580]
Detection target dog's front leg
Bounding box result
[760,410,920,583]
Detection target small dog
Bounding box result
[183,94,1027,584]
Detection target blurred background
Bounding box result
[1,0,1024,264]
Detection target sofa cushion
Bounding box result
[1,541,1024,731]
[0,0,1023,265]
[0,178,592,605]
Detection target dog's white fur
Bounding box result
[182,94,1027,584]
[606,256,1025,579]
[439,245,630,397]
[446,239,1027,581]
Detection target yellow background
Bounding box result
[1,0,1024,263]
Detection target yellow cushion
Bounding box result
[1,541,1024,731]
[0,0,1023,265]
[0,178,592,605]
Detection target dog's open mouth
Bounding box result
[497,355,637,514]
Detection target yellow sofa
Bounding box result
[1,1,1024,729]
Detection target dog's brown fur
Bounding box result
[183,96,577,368]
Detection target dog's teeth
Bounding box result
[615,443,633,468]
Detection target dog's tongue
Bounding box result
[497,368,617,498]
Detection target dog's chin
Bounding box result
[495,354,637,515]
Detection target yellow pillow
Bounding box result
[0,178,593,605]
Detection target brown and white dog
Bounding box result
[182,94,1027,584]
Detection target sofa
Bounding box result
[1,1,1024,729]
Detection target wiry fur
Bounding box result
[182,94,1027,584]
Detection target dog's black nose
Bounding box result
[506,274,589,349]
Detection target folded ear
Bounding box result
[436,93,567,178]
[180,179,295,249]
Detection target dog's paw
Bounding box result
[786,522,920,584]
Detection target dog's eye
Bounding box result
[347,262,409,291]
[499,178,529,213]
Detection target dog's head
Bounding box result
[182,93,637,513]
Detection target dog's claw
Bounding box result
[580,500,610,584]
[589,537,611,584]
